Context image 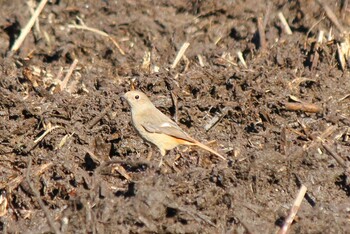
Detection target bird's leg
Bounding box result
[170,152,181,173]
[158,155,164,167]
[146,149,153,161]
[158,149,167,168]
[156,152,180,174]
[159,149,181,173]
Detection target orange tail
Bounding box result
[193,140,226,160]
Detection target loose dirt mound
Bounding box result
[1,0,350,233]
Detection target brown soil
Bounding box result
[1,0,350,233]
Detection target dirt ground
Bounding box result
[1,0,350,233]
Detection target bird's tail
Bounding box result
[194,140,226,161]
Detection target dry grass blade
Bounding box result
[278,12,292,35]
[68,17,125,55]
[263,2,272,28]
[339,93,350,101]
[318,0,346,33]
[171,42,190,69]
[112,164,132,181]
[289,77,316,90]
[278,184,307,234]
[305,16,326,41]
[317,30,324,43]
[337,37,350,71]
[27,0,41,38]
[197,54,205,67]
[87,103,112,129]
[11,0,48,52]
[34,124,62,143]
[237,51,247,68]
[221,52,238,66]
[55,132,74,150]
[26,158,60,234]
[257,16,266,51]
[3,162,53,191]
[337,43,347,71]
[0,191,8,217]
[59,59,78,92]
[321,143,346,168]
[141,51,151,72]
[204,107,229,131]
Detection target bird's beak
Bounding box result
[120,94,126,104]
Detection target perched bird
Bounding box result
[123,90,226,161]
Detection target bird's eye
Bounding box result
[135,95,140,100]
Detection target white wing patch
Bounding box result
[160,122,173,128]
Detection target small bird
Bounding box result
[123,90,226,161]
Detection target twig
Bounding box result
[55,132,74,150]
[20,124,60,154]
[11,0,48,51]
[27,0,41,38]
[87,103,112,129]
[327,27,334,41]
[0,191,8,217]
[141,51,151,73]
[60,59,78,91]
[284,102,322,113]
[56,67,64,81]
[175,205,217,227]
[214,35,223,45]
[221,52,238,66]
[278,184,307,234]
[278,12,293,35]
[305,16,326,41]
[182,55,190,72]
[280,126,287,155]
[171,42,190,69]
[318,0,346,33]
[317,30,324,44]
[100,159,150,168]
[68,17,125,55]
[321,142,346,168]
[311,30,324,70]
[26,157,61,234]
[257,16,267,51]
[337,42,347,71]
[34,124,61,143]
[204,107,229,131]
[306,125,337,150]
[83,148,102,164]
[339,93,350,101]
[3,162,53,191]
[341,0,349,19]
[170,91,178,123]
[197,54,205,67]
[289,77,316,91]
[236,51,247,68]
[95,159,150,176]
[263,2,272,28]
[111,164,132,181]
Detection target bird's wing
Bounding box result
[141,119,195,143]
[142,120,226,160]
[139,108,226,160]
